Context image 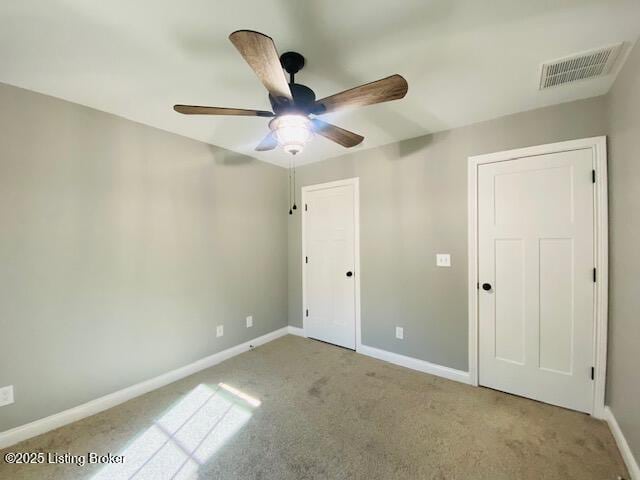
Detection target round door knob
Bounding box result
[482,283,492,291]
[346,271,353,277]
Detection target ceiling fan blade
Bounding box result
[311,119,364,148]
[255,132,278,151]
[174,105,274,117]
[314,74,408,114]
[229,30,293,103]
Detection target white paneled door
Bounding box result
[303,180,358,349]
[478,149,595,413]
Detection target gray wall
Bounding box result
[0,83,288,432]
[288,96,608,371]
[606,43,640,462]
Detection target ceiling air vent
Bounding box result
[539,43,623,89]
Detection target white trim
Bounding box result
[357,344,472,385]
[467,153,479,387]
[467,136,608,418]
[287,326,305,337]
[592,138,609,419]
[288,325,470,385]
[0,327,291,449]
[301,177,361,350]
[604,406,640,480]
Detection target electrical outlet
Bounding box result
[395,326,404,340]
[436,254,451,267]
[246,316,253,328]
[216,325,224,338]
[0,385,14,407]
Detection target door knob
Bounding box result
[482,283,492,291]
[346,271,353,277]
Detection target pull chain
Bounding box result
[292,157,297,211]
[288,157,293,215]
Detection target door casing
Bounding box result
[301,177,361,350]
[467,136,608,418]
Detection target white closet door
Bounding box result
[478,148,595,413]
[304,182,356,349]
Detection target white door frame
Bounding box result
[301,177,362,350]
[467,136,608,418]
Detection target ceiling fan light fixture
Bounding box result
[270,114,313,155]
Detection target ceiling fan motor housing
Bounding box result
[270,83,316,115]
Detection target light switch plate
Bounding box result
[395,326,404,340]
[436,254,451,267]
[0,385,14,407]
[216,325,224,337]
[246,316,253,328]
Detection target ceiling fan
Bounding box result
[174,30,408,156]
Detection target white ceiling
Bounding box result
[1,0,639,167]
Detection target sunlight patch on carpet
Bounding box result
[92,383,259,480]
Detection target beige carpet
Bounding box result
[0,335,628,480]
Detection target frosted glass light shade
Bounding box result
[270,114,313,155]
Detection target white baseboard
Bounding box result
[287,326,305,337]
[357,344,472,385]
[0,326,291,450]
[286,326,470,385]
[604,406,640,480]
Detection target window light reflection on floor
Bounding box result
[92,383,260,480]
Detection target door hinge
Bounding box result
[590,366,595,380]
[477,282,479,290]
[305,309,309,317]
[593,268,597,283]
[305,203,308,212]
[592,169,596,183]
[305,256,308,264]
